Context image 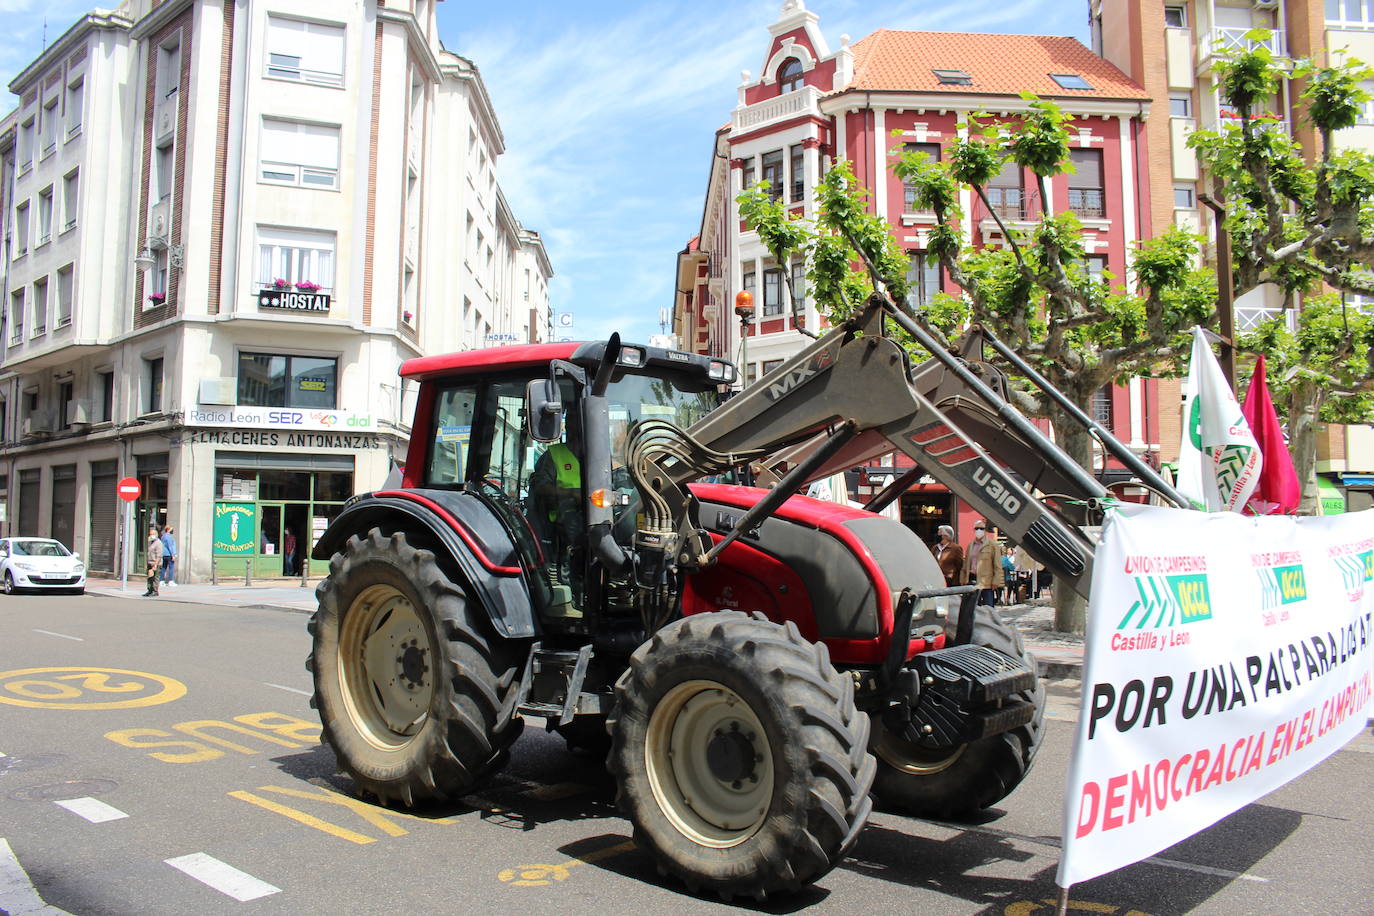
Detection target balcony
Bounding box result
[1068,188,1106,219]
[733,85,820,133]
[1203,27,1286,62]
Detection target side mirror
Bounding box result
[525,378,563,442]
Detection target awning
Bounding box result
[1317,476,1345,515]
[1340,474,1374,487]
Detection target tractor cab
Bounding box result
[398,341,734,621]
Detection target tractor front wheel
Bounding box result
[869,603,1044,818]
[307,528,523,806]
[608,611,874,900]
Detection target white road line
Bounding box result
[0,837,76,915]
[53,797,128,824]
[264,682,311,696]
[165,853,281,902]
[32,629,83,641]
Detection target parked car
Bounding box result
[0,537,86,594]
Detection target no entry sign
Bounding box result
[117,477,142,502]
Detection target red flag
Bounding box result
[1241,354,1300,515]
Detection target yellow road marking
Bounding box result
[0,667,187,709]
[229,791,376,845]
[1004,900,1153,916]
[498,840,636,887]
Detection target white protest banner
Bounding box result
[1177,327,1262,512]
[1058,505,1374,887]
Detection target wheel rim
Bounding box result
[337,583,435,750]
[3,573,12,594]
[645,679,774,848]
[873,720,966,776]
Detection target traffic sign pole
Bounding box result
[117,477,142,593]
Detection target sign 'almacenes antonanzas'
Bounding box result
[1058,504,1374,888]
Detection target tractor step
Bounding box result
[515,643,593,726]
[913,645,1035,703]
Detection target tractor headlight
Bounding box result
[617,346,645,367]
[708,360,735,383]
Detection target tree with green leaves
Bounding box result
[1188,36,1374,515]
[740,97,1216,633]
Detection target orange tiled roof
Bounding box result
[841,30,1147,101]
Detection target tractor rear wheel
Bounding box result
[869,603,1044,818]
[307,528,523,806]
[608,611,874,900]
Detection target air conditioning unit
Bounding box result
[199,377,236,406]
[149,200,169,240]
[23,410,55,437]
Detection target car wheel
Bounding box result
[3,572,15,595]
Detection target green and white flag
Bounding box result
[1177,327,1262,511]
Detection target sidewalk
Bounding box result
[86,580,1086,679]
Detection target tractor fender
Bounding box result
[311,490,538,639]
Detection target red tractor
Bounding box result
[307,297,1186,899]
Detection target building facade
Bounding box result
[678,1,1164,543]
[0,0,551,581]
[1091,0,1374,511]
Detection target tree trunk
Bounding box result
[1287,378,1325,516]
[1049,410,1092,635]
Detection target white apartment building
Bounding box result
[0,0,552,581]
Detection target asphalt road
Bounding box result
[2,592,1371,916]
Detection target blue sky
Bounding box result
[0,0,1090,346]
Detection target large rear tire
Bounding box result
[307,528,524,806]
[869,603,1044,819]
[608,611,874,900]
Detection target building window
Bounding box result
[790,144,805,203]
[761,359,784,377]
[18,117,34,171]
[1174,184,1196,209]
[62,171,79,231]
[1169,94,1192,118]
[58,382,73,430]
[36,187,53,246]
[9,290,24,344]
[1068,149,1105,218]
[1358,80,1374,124]
[906,252,942,308]
[56,264,74,327]
[762,267,783,316]
[14,201,29,255]
[1327,0,1374,28]
[790,259,805,314]
[40,95,58,156]
[778,57,803,93]
[265,16,345,86]
[742,270,756,316]
[932,69,972,85]
[1085,255,1108,283]
[741,156,756,192]
[1164,5,1187,27]
[761,150,784,202]
[1050,73,1094,91]
[31,278,48,336]
[157,42,181,98]
[260,119,340,189]
[902,142,941,211]
[1091,385,1114,429]
[155,143,174,202]
[98,370,115,423]
[145,356,164,414]
[65,78,83,138]
[987,160,1025,220]
[257,227,336,291]
[237,352,339,409]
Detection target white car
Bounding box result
[0,537,86,595]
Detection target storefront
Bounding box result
[183,405,398,581]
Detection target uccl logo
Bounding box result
[1257,563,1307,609]
[1116,573,1212,630]
[1334,550,1374,591]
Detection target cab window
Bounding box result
[426,385,478,486]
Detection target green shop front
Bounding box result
[185,405,396,581]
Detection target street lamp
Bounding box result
[734,290,754,388]
[133,239,185,271]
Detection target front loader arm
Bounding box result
[628,298,1176,602]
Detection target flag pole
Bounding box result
[1055,884,1071,916]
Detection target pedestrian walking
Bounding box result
[931,525,964,588]
[963,520,999,607]
[1000,545,1016,605]
[160,525,178,587]
[145,525,164,597]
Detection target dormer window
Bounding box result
[932,69,972,85]
[778,57,803,93]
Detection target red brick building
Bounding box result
[676,1,1166,544]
